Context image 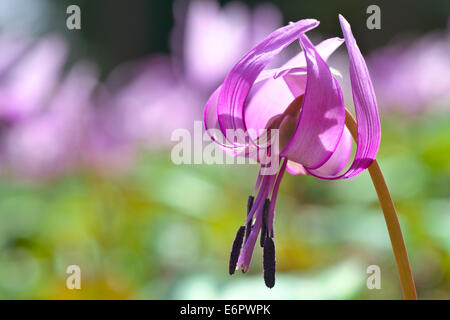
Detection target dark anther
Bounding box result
[263,237,276,288]
[260,199,270,247]
[247,195,254,214]
[245,196,254,243]
[229,226,245,275]
[245,220,252,244]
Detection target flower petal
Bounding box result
[312,125,352,176]
[244,76,299,140]
[204,85,254,156]
[278,36,345,74]
[307,15,381,179]
[245,37,344,137]
[281,34,346,169]
[216,19,319,145]
[286,160,307,175]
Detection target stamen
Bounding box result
[247,195,255,213]
[263,237,276,288]
[245,195,254,243]
[237,174,276,273]
[229,226,245,275]
[266,158,287,237]
[260,199,270,247]
[253,169,263,195]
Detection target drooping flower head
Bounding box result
[204,15,381,288]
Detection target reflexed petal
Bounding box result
[216,19,319,145]
[245,37,344,138]
[254,67,306,83]
[281,34,345,169]
[312,126,352,176]
[280,36,345,73]
[307,15,381,179]
[253,37,343,83]
[204,85,253,158]
[286,160,307,175]
[204,85,224,142]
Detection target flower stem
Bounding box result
[345,109,417,300]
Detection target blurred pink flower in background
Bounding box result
[106,56,201,148]
[0,32,29,75]
[172,0,283,91]
[0,35,67,124]
[369,25,450,114]
[0,0,285,180]
[81,55,202,173]
[3,62,97,180]
[82,91,136,175]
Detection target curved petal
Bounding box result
[245,37,344,139]
[286,160,307,175]
[307,15,381,180]
[281,34,345,169]
[204,85,256,157]
[254,66,306,83]
[312,125,352,176]
[244,76,300,139]
[281,36,345,73]
[204,85,227,144]
[254,37,344,83]
[253,37,344,84]
[216,19,319,146]
[287,124,352,177]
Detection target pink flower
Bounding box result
[204,16,381,287]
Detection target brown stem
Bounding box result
[345,109,418,300]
